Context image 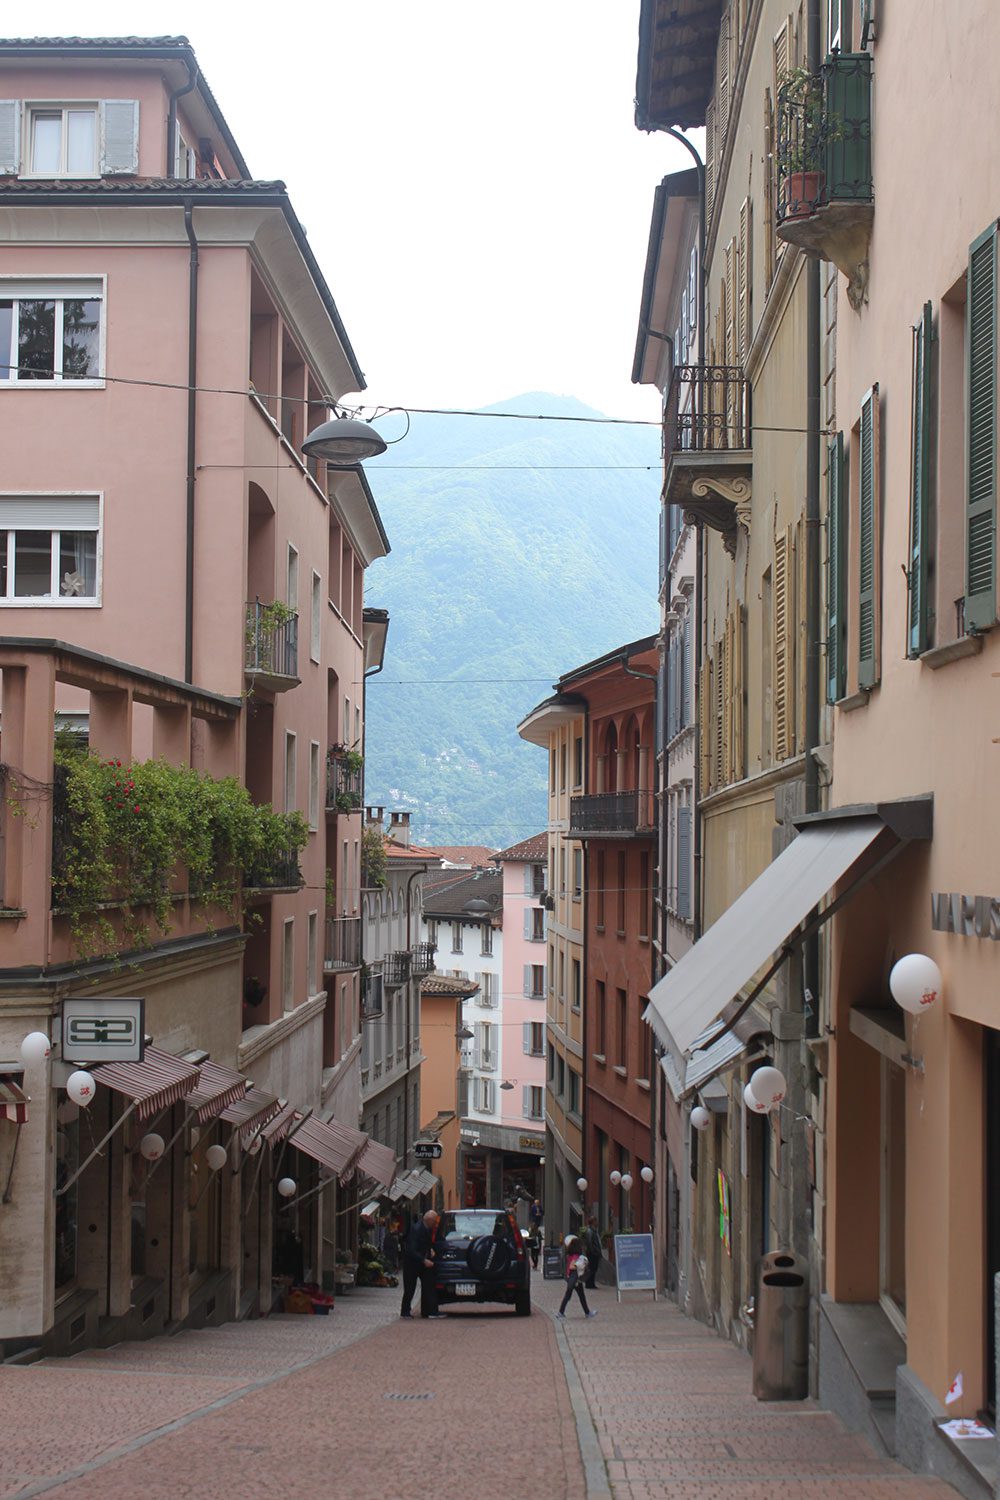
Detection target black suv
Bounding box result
[433,1209,531,1315]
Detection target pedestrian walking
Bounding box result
[583,1215,603,1289]
[556,1234,597,1319]
[400,1210,446,1319]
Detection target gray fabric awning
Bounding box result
[660,1014,767,1102]
[644,815,889,1057]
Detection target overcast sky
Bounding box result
[20,2,699,419]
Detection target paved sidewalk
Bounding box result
[536,1275,958,1498]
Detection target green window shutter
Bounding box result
[966,224,998,633]
[827,432,846,701]
[858,385,880,689]
[908,303,934,656]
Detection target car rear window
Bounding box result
[439,1211,514,1243]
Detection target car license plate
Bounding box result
[455,1282,476,1296]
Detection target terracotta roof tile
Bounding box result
[421,974,481,998]
[497,832,548,862]
[423,844,499,866]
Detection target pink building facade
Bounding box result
[0,38,390,1354]
[497,834,548,1203]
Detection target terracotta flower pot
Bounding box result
[784,170,824,219]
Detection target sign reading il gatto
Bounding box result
[61,997,145,1063]
[931,893,1000,941]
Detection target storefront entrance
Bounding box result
[880,1059,907,1337]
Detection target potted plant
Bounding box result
[778,66,838,220]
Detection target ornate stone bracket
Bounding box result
[777,202,874,313]
[689,475,753,557]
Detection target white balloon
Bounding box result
[609,1170,622,1186]
[20,1031,51,1064]
[620,1173,634,1191]
[66,1070,97,1107]
[690,1106,712,1131]
[890,953,943,1015]
[640,1166,654,1184]
[277,1176,297,1198]
[576,1176,588,1192]
[205,1144,228,1172]
[140,1132,165,1161]
[246,1135,262,1156]
[748,1066,787,1112]
[743,1082,770,1115]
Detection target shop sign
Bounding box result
[931,892,1000,940]
[61,997,145,1062]
[414,1140,442,1160]
[518,1133,544,1152]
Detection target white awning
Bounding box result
[644,816,888,1058]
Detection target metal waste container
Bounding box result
[751,1250,808,1400]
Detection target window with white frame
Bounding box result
[480,922,493,955]
[451,920,463,953]
[310,570,322,662]
[476,1077,495,1113]
[174,130,196,178]
[523,1020,545,1057]
[479,970,496,1007]
[0,494,100,603]
[27,103,98,176]
[307,910,318,995]
[523,1084,544,1120]
[286,543,299,611]
[282,918,294,1010]
[308,741,320,830]
[1,280,103,383]
[284,731,296,815]
[477,1021,496,1072]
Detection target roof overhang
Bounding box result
[644,797,933,1061]
[632,167,701,387]
[517,692,588,747]
[635,0,724,131]
[328,466,390,566]
[557,634,659,693]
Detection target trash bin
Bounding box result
[751,1250,809,1400]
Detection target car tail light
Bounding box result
[512,1221,526,1262]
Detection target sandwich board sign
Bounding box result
[61,997,145,1063]
[543,1246,565,1280]
[613,1232,657,1302]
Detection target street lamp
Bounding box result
[457,1025,474,1041]
[302,414,387,466]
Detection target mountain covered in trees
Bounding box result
[362,394,660,847]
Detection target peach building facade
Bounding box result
[0,38,390,1354]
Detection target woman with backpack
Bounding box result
[556,1234,597,1319]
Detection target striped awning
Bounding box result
[0,1079,28,1125]
[356,1135,396,1191]
[260,1101,299,1145]
[184,1061,249,1124]
[389,1167,437,1202]
[92,1047,200,1120]
[219,1086,281,1140]
[292,1115,367,1182]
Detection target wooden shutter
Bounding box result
[966,225,998,632]
[858,384,881,687]
[732,605,746,780]
[773,525,793,760]
[523,863,534,894]
[705,101,716,223]
[725,240,736,368]
[764,91,776,287]
[699,658,712,792]
[796,515,808,749]
[738,199,753,362]
[722,614,734,781]
[682,615,692,724]
[908,302,934,655]
[677,806,691,920]
[714,637,726,785]
[827,432,847,701]
[774,18,792,96]
[523,1022,532,1056]
[523,964,532,998]
[0,100,20,175]
[99,100,139,175]
[718,9,731,149]
[523,908,532,940]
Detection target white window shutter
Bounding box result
[523,964,532,998]
[523,909,532,940]
[0,100,21,175]
[523,1021,531,1055]
[523,864,533,895]
[100,101,139,175]
[522,1085,531,1117]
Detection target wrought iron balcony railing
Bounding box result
[325,915,362,970]
[383,950,412,989]
[663,364,751,467]
[244,600,299,688]
[244,843,303,891]
[362,968,384,1019]
[569,790,656,837]
[326,754,363,813]
[410,941,436,977]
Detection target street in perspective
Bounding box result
[0,4,998,1497]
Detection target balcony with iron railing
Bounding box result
[569,789,656,839]
[410,941,436,977]
[324,915,362,971]
[383,950,412,989]
[326,753,363,815]
[362,967,384,1019]
[243,843,304,893]
[776,52,873,310]
[662,364,752,558]
[244,599,299,692]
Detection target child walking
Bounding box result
[557,1234,597,1319]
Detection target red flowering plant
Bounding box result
[47,736,307,957]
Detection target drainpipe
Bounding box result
[803,0,822,1036]
[183,200,199,685]
[403,866,423,1173]
[166,57,198,177]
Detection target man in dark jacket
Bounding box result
[583,1216,603,1289]
[400,1209,444,1318]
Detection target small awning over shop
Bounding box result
[644,799,932,1062]
[660,1013,767,1102]
[184,1061,248,1124]
[291,1115,366,1181]
[0,1079,28,1124]
[219,1085,281,1139]
[389,1167,438,1201]
[356,1135,396,1191]
[92,1047,200,1120]
[260,1101,298,1145]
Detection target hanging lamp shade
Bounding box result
[302,415,386,465]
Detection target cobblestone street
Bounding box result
[0,1280,961,1499]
